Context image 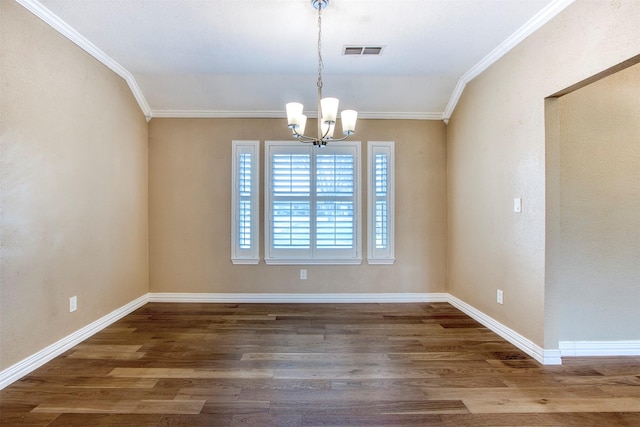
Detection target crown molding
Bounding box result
[359,112,444,121]
[442,79,467,121]
[149,110,284,119]
[15,0,152,121]
[149,110,444,121]
[442,0,576,121]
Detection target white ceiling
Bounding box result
[23,0,573,120]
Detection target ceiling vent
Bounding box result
[343,46,385,56]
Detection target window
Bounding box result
[231,140,259,264]
[368,141,395,264]
[265,141,362,264]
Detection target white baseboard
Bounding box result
[560,340,640,357]
[447,295,562,365]
[148,292,450,304]
[0,294,148,390]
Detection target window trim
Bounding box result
[231,140,260,264]
[367,141,395,264]
[264,140,362,265]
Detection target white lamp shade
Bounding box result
[320,97,339,123]
[293,114,307,136]
[321,121,336,138]
[286,102,304,128]
[341,110,358,135]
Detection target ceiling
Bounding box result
[22,0,574,121]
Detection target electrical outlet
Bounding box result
[300,269,307,280]
[69,296,78,312]
[496,289,504,305]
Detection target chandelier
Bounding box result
[286,0,358,147]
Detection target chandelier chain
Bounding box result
[317,5,323,90]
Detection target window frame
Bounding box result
[264,140,362,265]
[367,141,395,264]
[231,140,260,264]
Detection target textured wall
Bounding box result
[148,118,447,295]
[556,63,640,341]
[0,1,149,370]
[447,0,640,347]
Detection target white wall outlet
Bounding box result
[497,289,504,305]
[300,269,307,280]
[69,296,78,312]
[514,197,522,213]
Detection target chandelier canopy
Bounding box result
[285,0,358,147]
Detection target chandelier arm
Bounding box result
[293,132,318,143]
[327,133,350,143]
[321,121,331,140]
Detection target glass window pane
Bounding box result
[273,201,310,248]
[317,154,354,196]
[375,200,387,249]
[273,154,310,196]
[375,153,388,197]
[316,201,354,248]
[239,200,252,249]
[239,153,252,197]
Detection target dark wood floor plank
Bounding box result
[0,410,61,427]
[270,399,468,416]
[331,376,510,389]
[238,388,431,403]
[48,414,161,426]
[231,413,302,427]
[1,302,639,426]
[301,413,446,426]
[440,412,640,427]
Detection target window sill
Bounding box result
[264,258,363,266]
[231,258,260,265]
[367,258,396,265]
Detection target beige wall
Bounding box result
[4,0,638,375]
[555,63,640,341]
[149,118,447,295]
[0,0,149,370]
[447,0,640,347]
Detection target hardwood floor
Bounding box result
[1,302,639,426]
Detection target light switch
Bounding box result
[514,198,522,213]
